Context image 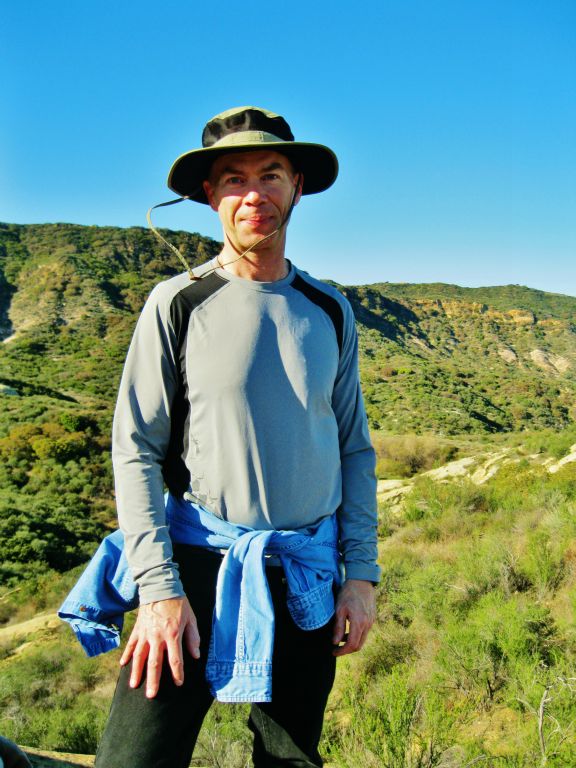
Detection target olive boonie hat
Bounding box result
[167,106,339,204]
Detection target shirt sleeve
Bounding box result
[112,281,186,604]
[332,298,381,583]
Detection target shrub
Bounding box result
[373,435,458,479]
[518,530,566,597]
[192,703,251,767]
[324,667,457,768]
[435,594,558,703]
[402,478,491,528]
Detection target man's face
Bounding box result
[202,150,302,253]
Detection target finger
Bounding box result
[333,616,364,657]
[334,615,374,656]
[129,642,148,689]
[347,621,363,651]
[184,618,201,660]
[332,612,347,645]
[120,634,138,666]
[333,634,360,657]
[145,644,165,699]
[332,631,348,655]
[357,626,370,650]
[166,637,185,687]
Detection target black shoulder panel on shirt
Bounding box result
[162,272,227,496]
[291,273,344,357]
[169,272,226,345]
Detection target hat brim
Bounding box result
[167,141,338,204]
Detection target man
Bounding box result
[95,106,380,768]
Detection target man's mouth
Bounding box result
[243,213,270,221]
[242,215,273,227]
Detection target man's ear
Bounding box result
[203,180,218,211]
[293,172,304,206]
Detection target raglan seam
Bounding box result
[289,271,345,358]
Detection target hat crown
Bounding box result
[202,106,295,148]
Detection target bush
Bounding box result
[373,435,458,479]
[192,703,251,767]
[402,477,491,528]
[324,667,457,768]
[523,426,576,460]
[435,594,558,703]
[518,530,566,597]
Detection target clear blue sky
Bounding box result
[2,1,575,296]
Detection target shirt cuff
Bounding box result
[137,581,186,605]
[344,561,381,583]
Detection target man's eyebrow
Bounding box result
[219,162,285,176]
[219,165,243,176]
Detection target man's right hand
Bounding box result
[119,595,200,699]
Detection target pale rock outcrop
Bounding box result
[421,456,478,482]
[530,349,571,374]
[410,337,434,352]
[507,309,535,325]
[498,346,518,364]
[377,479,413,504]
[547,443,576,474]
[538,318,567,330]
[441,301,488,318]
[469,451,514,484]
[377,444,575,511]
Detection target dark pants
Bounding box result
[95,545,336,768]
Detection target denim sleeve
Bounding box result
[332,299,380,583]
[58,530,139,656]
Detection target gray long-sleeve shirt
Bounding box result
[112,260,380,604]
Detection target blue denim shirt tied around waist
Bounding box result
[59,494,342,703]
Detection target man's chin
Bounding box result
[241,222,278,238]
[240,229,281,250]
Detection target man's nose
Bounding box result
[243,182,266,204]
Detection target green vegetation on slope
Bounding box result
[344,283,576,434]
[0,223,221,586]
[324,458,576,767]
[366,281,576,318]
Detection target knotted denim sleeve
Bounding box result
[58,530,138,657]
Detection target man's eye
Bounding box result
[262,173,280,181]
[225,176,243,185]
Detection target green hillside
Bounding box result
[343,282,576,434]
[0,223,220,585]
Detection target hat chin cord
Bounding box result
[146,174,301,281]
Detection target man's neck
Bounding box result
[217,243,289,282]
